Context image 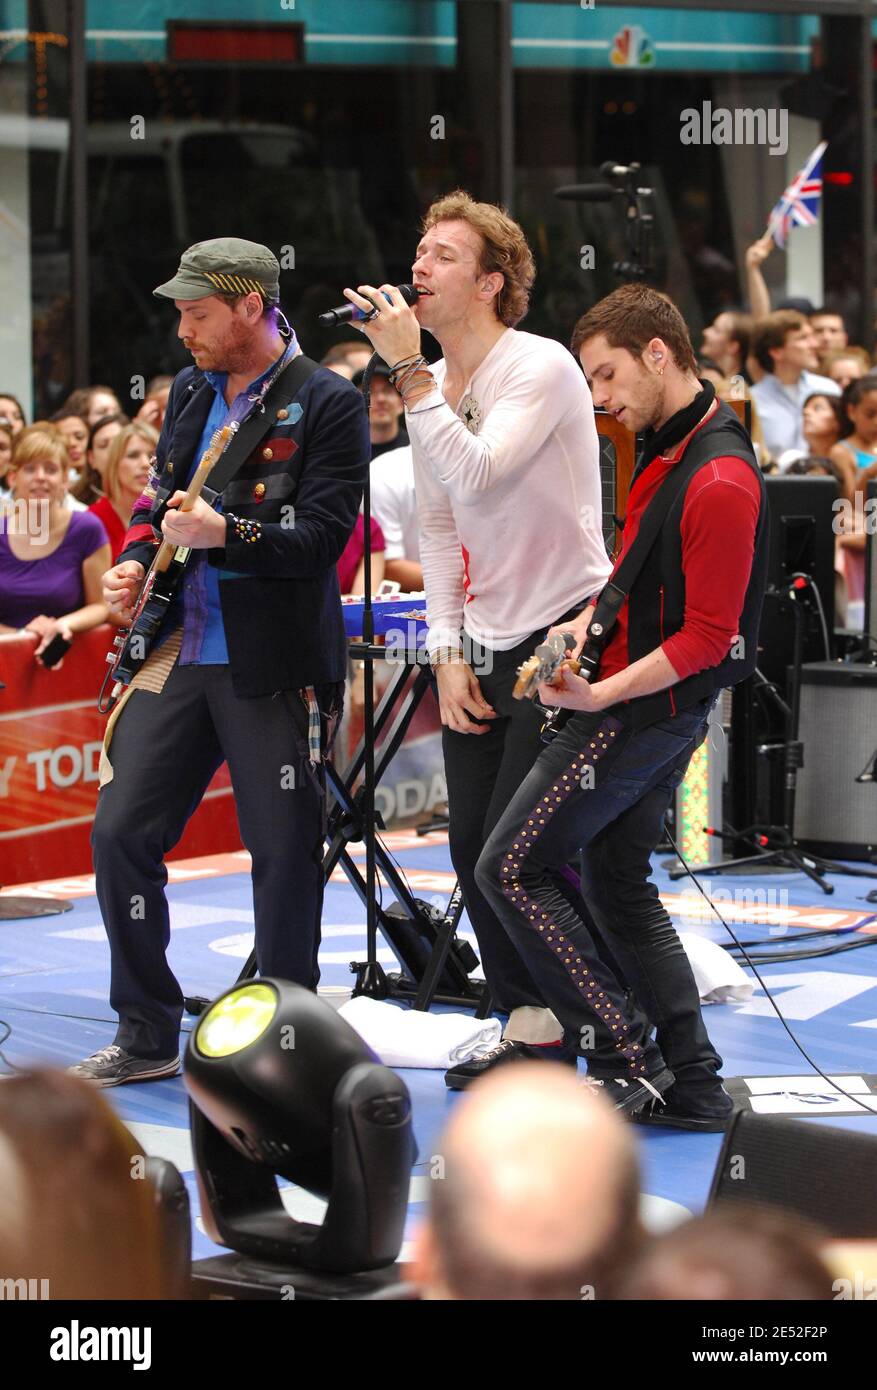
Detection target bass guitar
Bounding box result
[98,422,237,712]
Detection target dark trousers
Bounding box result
[475,696,725,1090]
[442,628,578,1016]
[91,662,327,1058]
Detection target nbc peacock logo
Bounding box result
[610,25,655,68]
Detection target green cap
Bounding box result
[153,237,281,304]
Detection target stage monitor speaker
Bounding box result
[793,661,877,860]
[709,1110,877,1239]
[865,480,876,646]
[758,478,837,691]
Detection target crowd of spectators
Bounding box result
[697,240,877,629]
[0,377,173,665]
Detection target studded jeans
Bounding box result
[475,696,725,1088]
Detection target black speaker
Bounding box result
[793,661,877,859]
[759,477,837,692]
[708,1111,877,1239]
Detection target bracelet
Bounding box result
[388,353,424,376]
[398,367,436,405]
[429,647,465,669]
[227,512,262,545]
[388,355,434,402]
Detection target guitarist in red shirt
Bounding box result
[474,284,768,1130]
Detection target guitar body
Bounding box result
[512,629,603,745]
[538,645,601,744]
[97,422,236,713]
[104,545,192,688]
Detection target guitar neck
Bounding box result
[150,423,235,574]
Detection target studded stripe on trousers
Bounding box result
[497,718,650,1076]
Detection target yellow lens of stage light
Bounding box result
[196,984,277,1058]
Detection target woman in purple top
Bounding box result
[0,422,111,662]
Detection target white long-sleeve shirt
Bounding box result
[406,328,611,656]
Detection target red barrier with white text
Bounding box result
[0,627,238,886]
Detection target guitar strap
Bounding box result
[154,353,321,511]
[581,408,753,667]
[199,352,321,503]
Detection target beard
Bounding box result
[196,314,258,375]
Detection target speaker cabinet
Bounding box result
[709,1111,877,1239]
[794,661,877,860]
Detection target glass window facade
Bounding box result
[0,0,872,418]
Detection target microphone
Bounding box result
[555,184,618,203]
[317,284,425,327]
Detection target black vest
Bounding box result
[623,402,769,729]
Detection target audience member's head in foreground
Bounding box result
[412,1064,642,1300]
[616,1205,834,1301]
[0,1069,178,1299]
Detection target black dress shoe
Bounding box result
[444,1038,578,1090]
[631,1082,735,1132]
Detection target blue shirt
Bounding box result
[750,369,840,460]
[180,351,287,665]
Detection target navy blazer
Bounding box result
[118,360,370,697]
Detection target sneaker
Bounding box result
[444,1037,578,1091]
[581,1066,675,1116]
[631,1082,735,1132]
[68,1044,180,1088]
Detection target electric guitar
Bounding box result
[513,627,603,743]
[98,423,237,712]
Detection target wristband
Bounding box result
[227,512,262,545]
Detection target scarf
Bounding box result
[634,378,716,482]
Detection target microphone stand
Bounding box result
[351,351,389,998]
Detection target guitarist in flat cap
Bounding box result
[71,238,369,1086]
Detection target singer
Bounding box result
[474,284,769,1128]
[344,190,611,1088]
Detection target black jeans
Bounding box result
[475,696,724,1089]
[442,629,578,1016]
[91,662,328,1059]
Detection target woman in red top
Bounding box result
[88,421,158,562]
[336,511,386,595]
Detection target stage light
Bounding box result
[185,979,417,1291]
[196,982,276,1057]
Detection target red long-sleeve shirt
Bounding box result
[598,448,762,684]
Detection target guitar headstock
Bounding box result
[198,421,238,471]
[513,631,576,701]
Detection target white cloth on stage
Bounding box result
[339,994,502,1069]
[678,932,754,1004]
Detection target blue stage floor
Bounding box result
[2,832,876,1263]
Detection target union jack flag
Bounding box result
[767,142,827,249]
